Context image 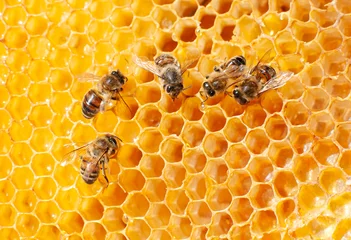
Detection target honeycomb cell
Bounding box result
[260,90,284,114]
[164,163,186,188]
[300,40,322,63]
[190,227,207,239]
[229,197,253,224]
[84,223,108,240]
[78,197,104,221]
[114,120,140,143]
[174,19,197,42]
[197,32,213,54]
[16,214,39,237]
[289,127,314,154]
[181,122,205,147]
[145,203,171,228]
[246,129,270,154]
[125,219,151,240]
[132,18,157,39]
[151,6,176,30]
[28,60,50,82]
[249,184,275,208]
[242,104,267,128]
[284,101,310,125]
[313,139,339,165]
[166,189,189,214]
[174,0,198,17]
[0,86,9,108]
[202,107,226,132]
[319,167,345,194]
[119,169,145,192]
[116,144,142,168]
[6,49,30,72]
[335,123,351,149]
[293,154,319,182]
[324,75,351,99]
[225,144,250,169]
[6,96,31,121]
[318,28,343,51]
[208,212,233,237]
[3,5,27,26]
[53,163,77,188]
[248,157,273,182]
[11,167,34,190]
[321,50,347,76]
[110,8,133,28]
[336,0,351,13]
[36,225,61,240]
[35,201,60,223]
[25,15,48,35]
[184,173,206,200]
[55,188,80,211]
[230,1,252,19]
[160,138,183,163]
[203,133,228,157]
[290,0,310,21]
[197,9,216,29]
[228,170,252,196]
[301,63,323,87]
[50,69,73,91]
[265,114,288,140]
[30,128,55,152]
[0,229,19,239]
[142,179,167,202]
[28,37,51,59]
[273,171,298,198]
[339,150,351,175]
[183,149,206,173]
[4,27,28,48]
[339,15,351,36]
[168,215,192,239]
[139,154,164,178]
[13,190,37,212]
[28,104,54,127]
[88,0,113,19]
[33,177,57,200]
[6,72,30,95]
[24,0,47,13]
[154,30,178,52]
[204,159,228,184]
[0,204,16,226]
[102,207,126,231]
[275,31,297,54]
[48,48,72,69]
[187,201,211,225]
[276,53,304,74]
[268,141,294,168]
[47,24,71,47]
[251,210,277,235]
[0,156,12,179]
[0,110,11,130]
[138,129,163,153]
[106,233,127,240]
[136,105,162,128]
[159,114,184,136]
[298,184,327,216]
[0,179,15,203]
[235,15,261,43]
[276,199,295,228]
[207,186,232,211]
[58,212,84,234]
[135,83,161,105]
[291,21,318,42]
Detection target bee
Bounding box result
[62,134,122,185]
[200,55,247,103]
[81,70,130,119]
[132,53,198,100]
[230,64,294,105]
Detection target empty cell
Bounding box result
[219,22,235,41]
[230,1,252,19]
[276,199,295,228]
[13,190,37,213]
[246,129,270,154]
[298,184,327,216]
[289,127,314,154]
[242,104,267,128]
[308,112,335,137]
[227,170,252,196]
[102,207,126,231]
[275,31,297,54]
[273,171,298,198]
[268,141,294,168]
[284,101,310,125]
[324,75,351,99]
[290,0,310,21]
[292,21,318,42]
[0,156,12,179]
[187,201,212,225]
[311,8,338,28]
[174,0,198,17]
[208,212,233,237]
[318,28,343,51]
[198,10,216,29]
[251,210,277,235]
[151,6,177,29]
[301,41,322,63]
[140,154,165,177]
[319,167,346,194]
[248,157,273,182]
[249,184,275,208]
[225,143,250,169]
[293,154,319,182]
[122,193,150,217]
[229,197,253,224]
[183,149,206,173]
[110,8,133,27]
[204,160,228,184]
[99,183,128,206]
[159,114,184,136]
[229,224,251,239]
[119,169,145,192]
[301,63,323,86]
[202,107,226,132]
[78,197,104,221]
[260,90,283,114]
[184,173,207,200]
[16,214,39,237]
[138,129,163,153]
[145,203,171,228]
[160,137,184,163]
[313,139,339,165]
[339,150,351,175]
[203,133,228,157]
[35,225,61,240]
[163,163,186,188]
[154,30,177,52]
[135,83,161,105]
[235,16,261,43]
[168,215,192,239]
[339,15,351,36]
[191,227,207,239]
[335,123,351,148]
[35,201,60,223]
[223,118,247,143]
[330,100,351,122]
[142,179,167,202]
[181,122,206,147]
[174,19,197,42]
[82,222,107,240]
[265,114,288,140]
[321,50,347,76]
[165,189,189,214]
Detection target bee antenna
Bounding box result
[251,48,273,74]
[182,85,192,91]
[117,91,132,115]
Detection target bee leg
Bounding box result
[101,160,109,185]
[225,91,233,98]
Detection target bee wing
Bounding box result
[180,57,199,75]
[258,71,294,94]
[222,64,247,79]
[61,143,90,167]
[132,55,162,77]
[76,73,101,83]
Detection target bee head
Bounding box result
[233,88,248,105]
[203,82,215,97]
[166,84,183,99]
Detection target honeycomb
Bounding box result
[1,0,351,239]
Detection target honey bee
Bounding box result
[200,55,247,103]
[81,70,130,119]
[132,53,198,100]
[62,134,122,185]
[230,64,294,105]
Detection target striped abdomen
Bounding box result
[80,160,100,184]
[82,89,102,119]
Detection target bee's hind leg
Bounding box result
[101,160,109,185]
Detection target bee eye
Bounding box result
[209,89,215,97]
[205,76,209,79]
[166,86,173,93]
[233,89,240,97]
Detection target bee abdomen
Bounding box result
[80,167,99,184]
[82,90,102,119]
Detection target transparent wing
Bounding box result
[76,73,101,83]
[259,71,294,94]
[61,143,90,167]
[222,64,247,79]
[132,54,162,77]
[180,53,200,75]
[249,49,273,74]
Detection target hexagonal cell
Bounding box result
[0,228,19,240]
[318,28,343,51]
[136,105,162,128]
[223,118,247,143]
[6,72,30,95]
[234,15,261,43]
[251,210,277,235]
[230,1,252,19]
[102,207,126,232]
[181,97,203,121]
[184,173,207,200]
[151,6,177,29]
[77,197,104,221]
[99,183,128,206]
[183,149,206,173]
[276,53,304,74]
[110,8,133,28]
[25,15,48,35]
[134,83,161,105]
[168,215,192,239]
[321,50,347,76]
[11,167,34,190]
[204,160,228,184]
[58,212,84,234]
[55,188,81,211]
[6,49,31,72]
[197,8,216,29]
[293,154,319,182]
[273,171,298,198]
[241,104,266,128]
[28,104,53,128]
[338,14,351,37]
[202,107,226,132]
[276,199,295,228]
[274,31,297,54]
[165,189,189,214]
[289,127,314,154]
[290,0,310,21]
[249,184,275,208]
[139,154,164,178]
[126,219,151,240]
[145,203,171,228]
[9,142,33,166]
[163,163,186,188]
[319,167,346,195]
[227,170,252,196]
[6,96,31,121]
[328,192,351,218]
[35,201,60,223]
[53,163,77,188]
[116,144,142,168]
[187,201,212,225]
[173,0,198,17]
[215,17,235,41]
[3,5,27,26]
[225,143,250,169]
[298,184,327,216]
[229,197,253,224]
[35,225,61,240]
[0,204,17,227]
[138,129,163,153]
[4,27,28,48]
[82,222,107,240]
[284,101,310,125]
[246,129,270,154]
[279,76,305,99]
[339,150,351,175]
[181,122,205,148]
[13,190,37,213]
[333,218,351,239]
[291,20,318,42]
[159,114,184,136]
[312,139,339,166]
[149,230,171,240]
[208,212,233,237]
[132,17,157,39]
[265,114,288,140]
[203,133,228,158]
[248,157,273,182]
[30,128,55,152]
[335,123,351,149]
[160,137,184,163]
[173,19,197,42]
[16,214,39,238]
[300,63,323,87]
[0,156,12,179]
[0,180,16,203]
[268,141,294,168]
[114,121,140,144]
[119,169,145,192]
[324,75,351,99]
[142,179,167,202]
